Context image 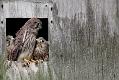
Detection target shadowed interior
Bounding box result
[6,18,48,41]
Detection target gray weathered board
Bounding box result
[0,0,119,80]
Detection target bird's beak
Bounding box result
[36,39,38,41]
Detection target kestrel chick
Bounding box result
[32,37,49,61]
[6,35,14,47]
[6,35,15,60]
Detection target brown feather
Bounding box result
[8,18,42,61]
[32,37,49,61]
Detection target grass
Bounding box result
[0,54,6,80]
[0,53,53,80]
[35,62,53,80]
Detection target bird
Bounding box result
[6,35,14,47]
[9,18,42,63]
[32,37,49,62]
[6,35,15,60]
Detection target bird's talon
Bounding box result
[40,59,43,63]
[31,59,36,63]
[22,59,31,67]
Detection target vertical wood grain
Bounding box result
[49,0,119,80]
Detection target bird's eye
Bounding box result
[40,40,44,42]
[34,21,37,23]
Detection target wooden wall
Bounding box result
[0,0,119,80]
[49,0,119,80]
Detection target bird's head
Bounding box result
[36,37,46,43]
[25,18,42,30]
[6,35,14,47]
[36,37,48,48]
[6,35,14,41]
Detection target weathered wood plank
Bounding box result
[0,0,5,54]
[3,0,51,3]
[3,1,52,18]
[49,0,119,80]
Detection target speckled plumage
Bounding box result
[6,35,15,60]
[9,18,42,61]
[32,37,49,61]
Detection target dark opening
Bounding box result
[6,18,48,41]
